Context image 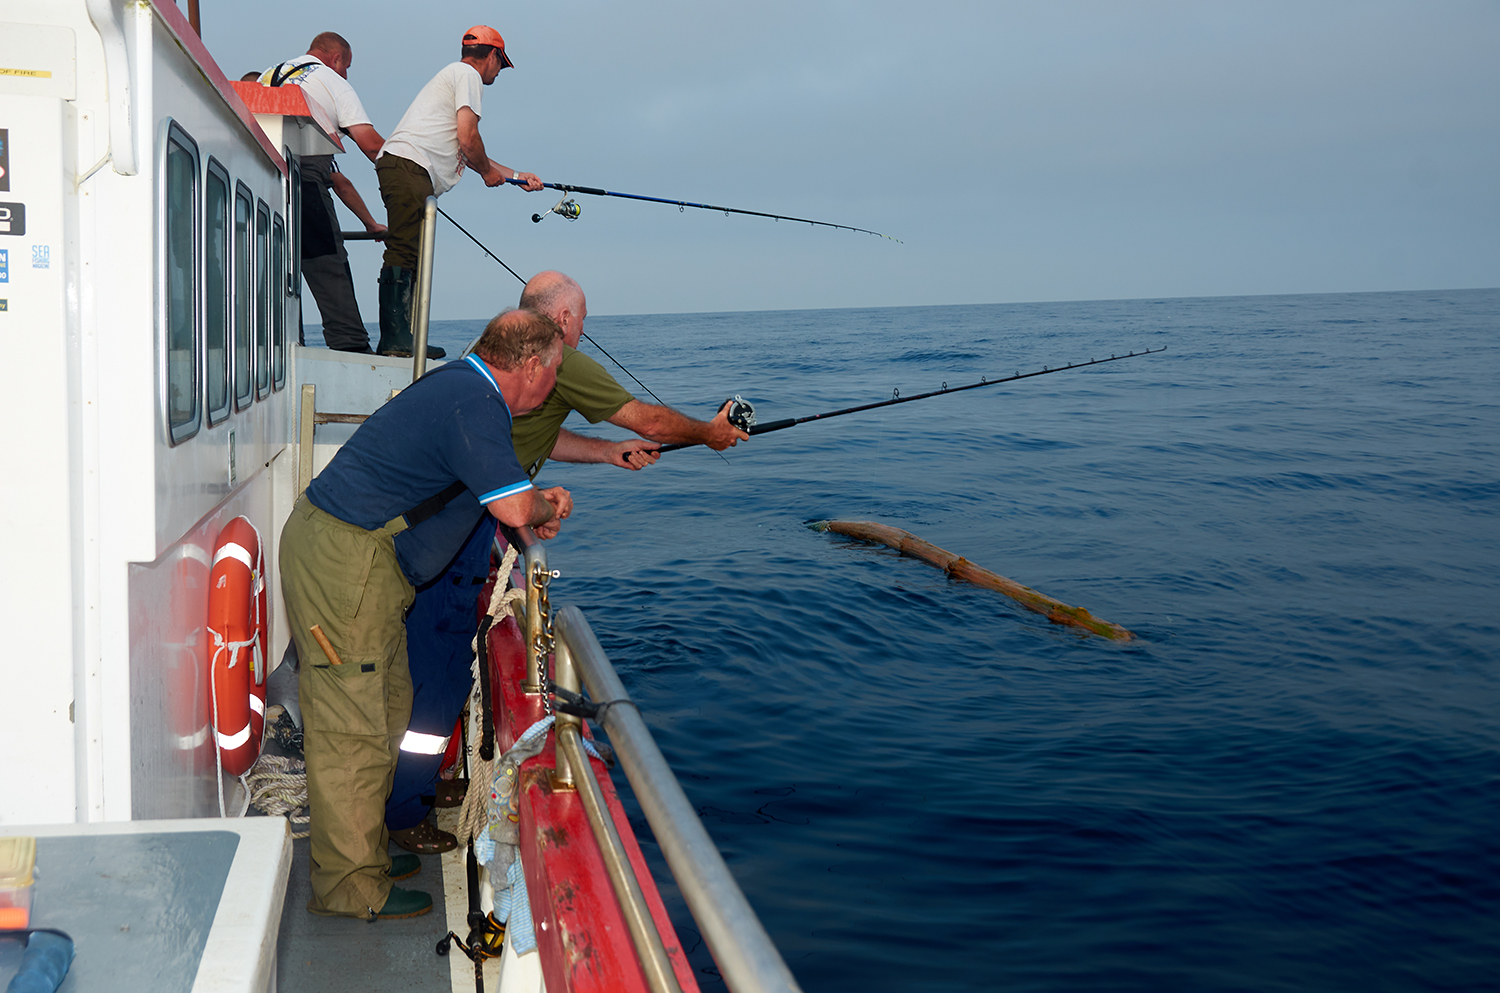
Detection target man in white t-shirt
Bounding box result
[374,25,543,358]
[263,32,387,352]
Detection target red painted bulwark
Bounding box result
[483,570,701,993]
[230,81,310,117]
[147,1,285,172]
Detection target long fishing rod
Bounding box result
[651,346,1167,454]
[435,206,674,407]
[508,178,902,243]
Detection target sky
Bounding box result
[198,0,1500,319]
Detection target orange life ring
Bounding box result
[207,516,268,777]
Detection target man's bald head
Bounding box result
[308,31,351,60]
[519,271,586,347]
[308,32,353,76]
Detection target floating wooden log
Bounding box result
[812,520,1135,641]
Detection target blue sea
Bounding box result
[417,288,1499,992]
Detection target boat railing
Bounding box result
[410,195,439,382]
[503,526,802,993]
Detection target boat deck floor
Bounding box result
[274,805,504,993]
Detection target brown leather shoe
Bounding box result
[434,778,468,808]
[390,818,457,854]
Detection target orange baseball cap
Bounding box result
[462,25,514,68]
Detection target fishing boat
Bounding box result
[0,3,799,990]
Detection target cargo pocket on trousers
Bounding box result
[303,659,387,736]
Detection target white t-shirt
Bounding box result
[261,55,373,139]
[378,62,485,196]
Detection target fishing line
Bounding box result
[509,178,902,242]
[651,346,1168,454]
[435,207,673,407]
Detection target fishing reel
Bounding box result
[723,394,756,431]
[436,911,506,961]
[532,193,581,224]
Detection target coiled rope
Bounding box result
[246,752,311,838]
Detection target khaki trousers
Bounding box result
[280,497,415,917]
[375,154,435,272]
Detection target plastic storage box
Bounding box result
[0,836,36,929]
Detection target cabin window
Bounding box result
[162,124,199,444]
[287,153,303,321]
[204,161,231,424]
[233,183,253,411]
[272,213,287,390]
[255,200,270,398]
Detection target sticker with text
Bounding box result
[32,245,49,268]
[0,202,23,236]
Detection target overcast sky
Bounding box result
[199,0,1500,319]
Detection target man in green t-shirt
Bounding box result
[510,271,748,478]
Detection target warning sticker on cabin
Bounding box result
[0,202,24,237]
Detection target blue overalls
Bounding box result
[385,516,496,831]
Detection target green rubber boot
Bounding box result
[375,886,433,919]
[388,853,421,881]
[376,265,446,359]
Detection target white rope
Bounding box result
[457,544,525,846]
[246,753,311,838]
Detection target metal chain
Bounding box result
[531,561,559,716]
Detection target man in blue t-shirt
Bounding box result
[279,308,572,921]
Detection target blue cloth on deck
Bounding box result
[6,931,74,993]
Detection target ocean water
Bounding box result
[415,287,1499,992]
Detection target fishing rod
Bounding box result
[651,346,1167,454]
[435,206,674,408]
[508,178,903,243]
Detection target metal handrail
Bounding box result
[410,195,438,381]
[553,606,803,993]
[554,638,682,993]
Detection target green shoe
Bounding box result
[375,886,433,920]
[389,853,421,881]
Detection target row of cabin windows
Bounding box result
[165,121,292,445]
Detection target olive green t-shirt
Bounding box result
[511,345,634,478]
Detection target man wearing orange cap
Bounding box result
[375,26,543,358]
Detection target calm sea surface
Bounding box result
[413,288,1499,991]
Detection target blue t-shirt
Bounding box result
[305,355,533,584]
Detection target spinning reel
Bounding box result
[532,193,581,224]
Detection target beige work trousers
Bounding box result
[280,497,415,917]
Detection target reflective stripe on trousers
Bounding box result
[399,729,451,755]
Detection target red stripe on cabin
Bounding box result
[147,0,285,173]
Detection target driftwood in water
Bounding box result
[814,520,1135,641]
